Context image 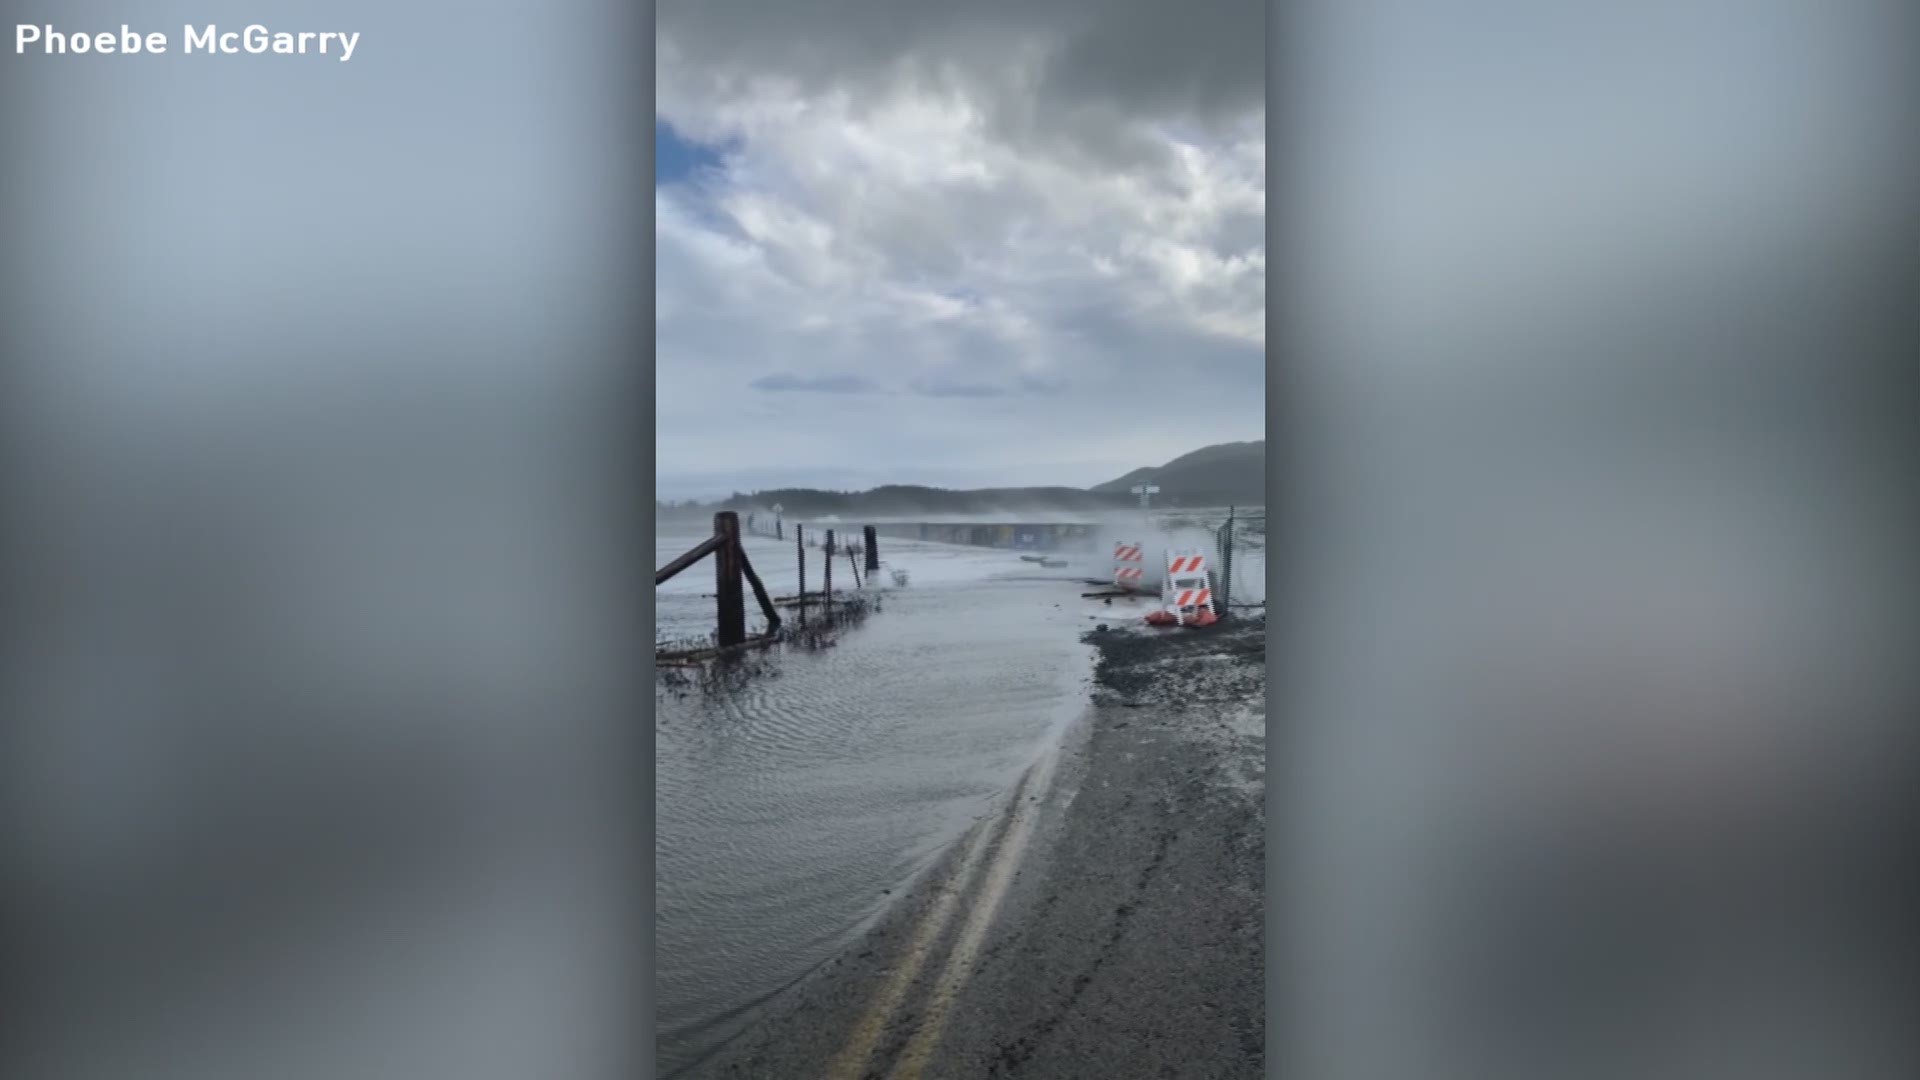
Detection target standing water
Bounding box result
[654,528,1096,1076]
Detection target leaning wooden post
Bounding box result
[714,511,746,647]
[864,525,879,572]
[847,544,862,588]
[738,547,781,632]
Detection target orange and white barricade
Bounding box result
[1157,547,1218,626]
[1113,541,1146,589]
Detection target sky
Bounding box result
[654,0,1267,501]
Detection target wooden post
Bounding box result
[714,512,746,647]
[864,525,879,572]
[739,547,781,632]
[824,529,834,598]
[654,532,726,587]
[847,545,861,588]
[796,527,805,606]
[1219,506,1235,622]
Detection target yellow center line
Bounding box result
[822,777,1025,1080]
[886,750,1060,1080]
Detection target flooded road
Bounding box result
[654,531,1099,1076]
[676,614,1269,1080]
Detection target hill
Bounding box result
[657,440,1266,520]
[1091,440,1265,507]
[688,484,1133,520]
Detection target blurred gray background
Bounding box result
[1280,3,1920,1079]
[2,2,646,1078]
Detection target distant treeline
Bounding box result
[658,485,1136,520]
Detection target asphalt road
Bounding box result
[677,615,1267,1079]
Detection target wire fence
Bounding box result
[1212,508,1266,608]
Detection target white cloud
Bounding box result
[655,0,1266,496]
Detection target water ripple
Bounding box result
[656,577,1093,1076]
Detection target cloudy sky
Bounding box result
[654,0,1265,501]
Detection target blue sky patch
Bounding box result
[656,119,732,187]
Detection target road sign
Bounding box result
[1131,483,1160,508]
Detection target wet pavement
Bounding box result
[677,615,1267,1079]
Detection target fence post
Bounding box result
[739,547,780,633]
[1221,506,1235,621]
[714,511,746,647]
[824,529,834,599]
[864,525,879,572]
[796,527,805,607]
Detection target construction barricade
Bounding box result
[1146,547,1218,627]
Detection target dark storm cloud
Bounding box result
[750,373,883,394]
[656,0,1262,117]
[909,379,1008,399]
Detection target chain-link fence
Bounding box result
[1212,507,1266,609]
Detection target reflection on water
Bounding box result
[654,552,1094,1076]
